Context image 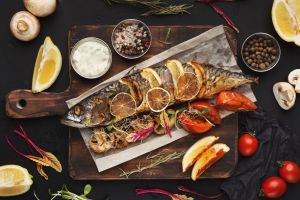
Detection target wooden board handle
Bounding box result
[5,89,75,119]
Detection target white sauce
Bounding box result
[72,40,111,78]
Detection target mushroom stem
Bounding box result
[295,79,300,93]
[17,20,29,32]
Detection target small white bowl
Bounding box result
[70,37,112,79]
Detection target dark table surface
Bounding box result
[1,0,300,199]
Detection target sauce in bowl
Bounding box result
[71,37,112,79]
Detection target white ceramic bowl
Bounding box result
[70,37,112,79]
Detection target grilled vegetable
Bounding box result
[189,101,221,125]
[216,90,257,111]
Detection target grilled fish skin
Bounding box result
[61,60,258,128]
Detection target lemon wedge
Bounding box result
[272,0,300,45]
[0,165,33,197]
[32,36,62,93]
[141,68,162,88]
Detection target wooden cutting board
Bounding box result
[6,25,238,180]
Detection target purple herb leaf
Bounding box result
[177,185,224,199]
[136,188,187,200]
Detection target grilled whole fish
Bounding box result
[61,60,258,128]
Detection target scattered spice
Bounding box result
[49,184,92,200]
[119,151,184,178]
[105,0,193,16]
[196,0,239,33]
[6,123,62,180]
[177,185,224,199]
[136,188,193,200]
[159,27,173,45]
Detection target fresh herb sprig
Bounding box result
[119,151,185,178]
[49,184,92,200]
[159,27,172,45]
[104,0,193,16]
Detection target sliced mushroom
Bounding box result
[288,69,300,93]
[273,82,296,110]
[10,11,40,41]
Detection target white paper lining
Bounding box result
[67,25,256,172]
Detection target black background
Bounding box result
[1,0,300,199]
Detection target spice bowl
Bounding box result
[241,32,281,72]
[111,19,152,59]
[70,37,112,79]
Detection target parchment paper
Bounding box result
[68,25,256,173]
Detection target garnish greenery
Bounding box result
[159,27,172,45]
[104,0,193,16]
[49,184,92,200]
[119,151,184,178]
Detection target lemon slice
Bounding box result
[146,87,170,112]
[176,72,201,101]
[110,93,137,119]
[272,0,300,45]
[166,60,185,96]
[140,68,162,88]
[32,36,62,93]
[0,165,33,197]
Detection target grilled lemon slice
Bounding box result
[141,68,162,88]
[166,60,185,96]
[146,87,170,112]
[176,72,201,101]
[110,93,137,119]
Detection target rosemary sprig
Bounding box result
[159,27,172,45]
[34,191,40,200]
[104,0,193,16]
[119,151,185,178]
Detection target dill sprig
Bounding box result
[119,151,185,178]
[104,0,193,16]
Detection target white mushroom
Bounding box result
[10,11,40,42]
[288,69,300,93]
[23,0,57,17]
[273,82,296,110]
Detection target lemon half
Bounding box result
[272,0,300,45]
[32,36,62,93]
[0,165,33,197]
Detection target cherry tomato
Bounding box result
[278,161,300,183]
[238,133,258,157]
[177,111,213,134]
[189,101,221,124]
[260,176,287,199]
[216,91,257,112]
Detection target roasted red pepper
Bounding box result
[189,101,221,125]
[216,91,257,111]
[177,111,213,134]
